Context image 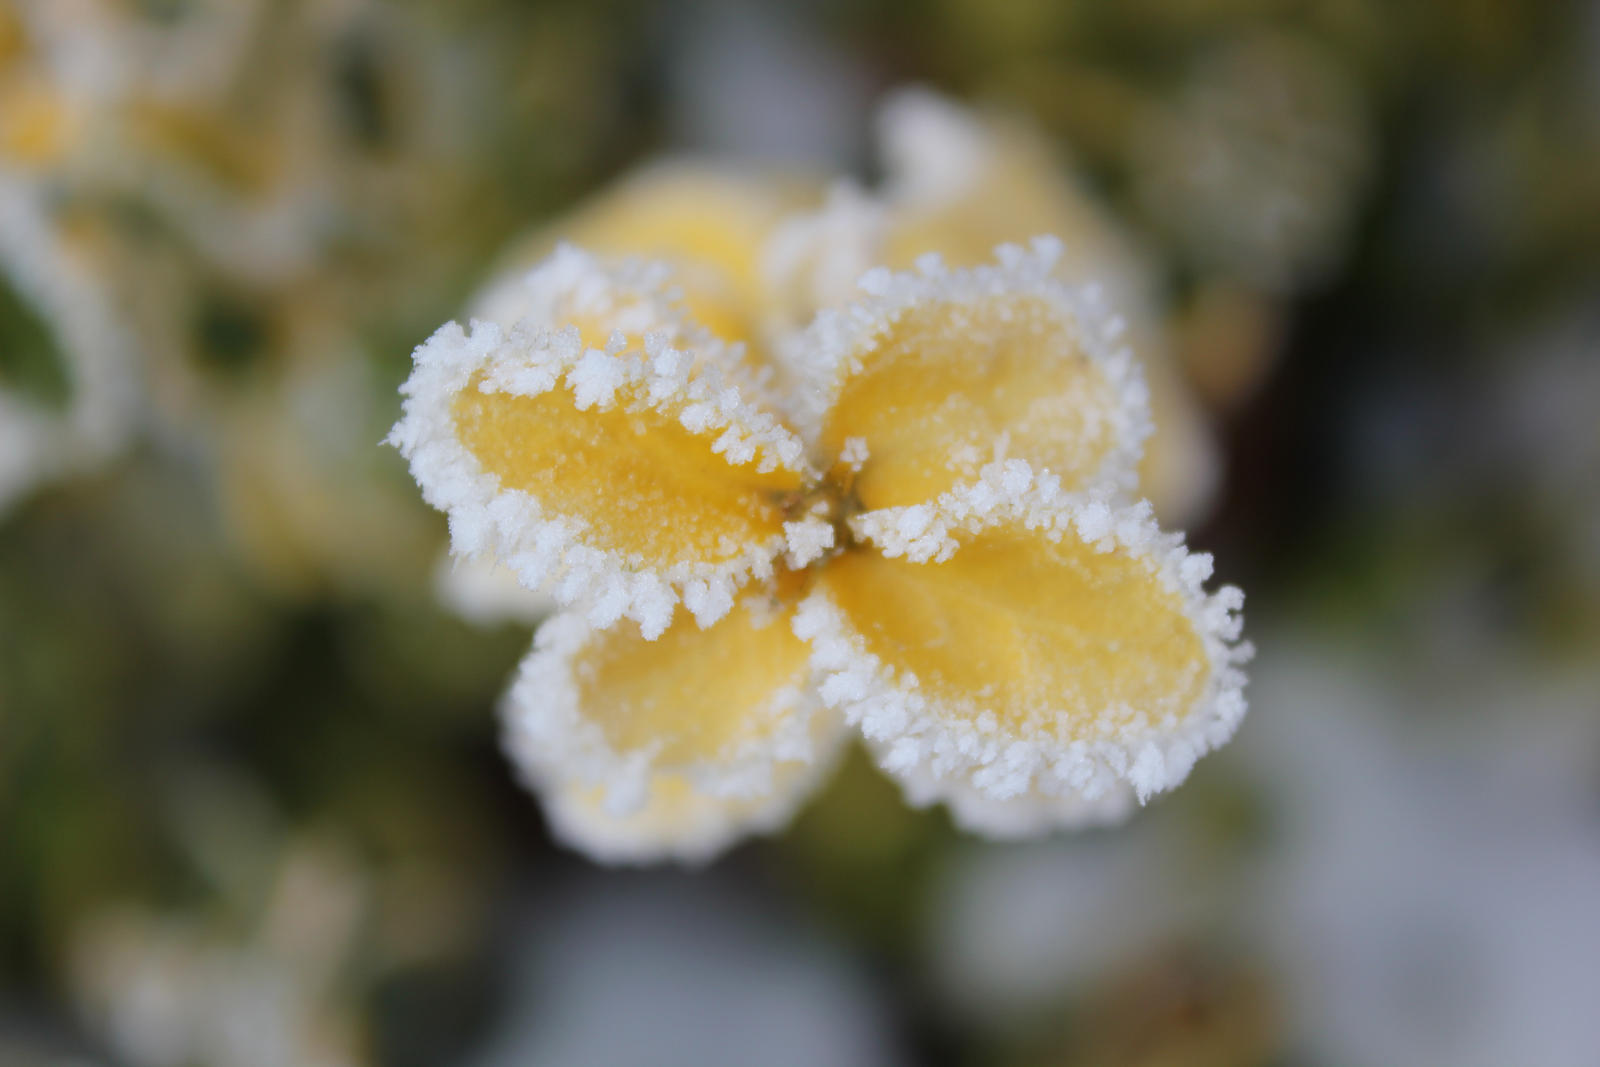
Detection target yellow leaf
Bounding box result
[810,245,1149,510]
[452,373,798,571]
[391,249,813,634]
[874,90,1221,526]
[502,600,845,864]
[798,461,1247,824]
[879,91,1125,278]
[537,769,835,867]
[482,163,819,347]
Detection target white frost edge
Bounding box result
[849,458,1117,564]
[890,762,1137,839]
[759,182,889,438]
[386,245,813,638]
[0,180,139,513]
[790,238,1152,498]
[528,734,847,867]
[794,458,1251,831]
[499,609,848,865]
[762,181,886,325]
[874,87,1217,528]
[475,162,810,422]
[874,86,1159,307]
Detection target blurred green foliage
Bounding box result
[2,0,1597,1063]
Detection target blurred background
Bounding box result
[2,0,1597,1064]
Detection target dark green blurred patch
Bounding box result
[0,275,72,411]
[193,290,273,379]
[334,29,397,150]
[775,748,956,954]
[0,463,277,970]
[135,0,191,23]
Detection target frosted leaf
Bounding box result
[388,246,815,636]
[476,161,817,338]
[796,459,1249,831]
[522,763,846,867]
[500,604,847,864]
[873,87,1223,527]
[472,162,823,417]
[794,243,1151,509]
[875,87,1156,315]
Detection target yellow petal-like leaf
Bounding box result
[805,244,1149,510]
[797,461,1247,831]
[529,761,840,867]
[502,600,845,864]
[478,163,819,348]
[875,89,1221,525]
[878,89,1137,282]
[390,248,813,635]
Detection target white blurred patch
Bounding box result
[1240,638,1600,1067]
[664,2,870,167]
[468,878,904,1067]
[434,552,552,629]
[924,823,1205,1024]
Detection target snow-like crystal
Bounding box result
[783,516,836,568]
